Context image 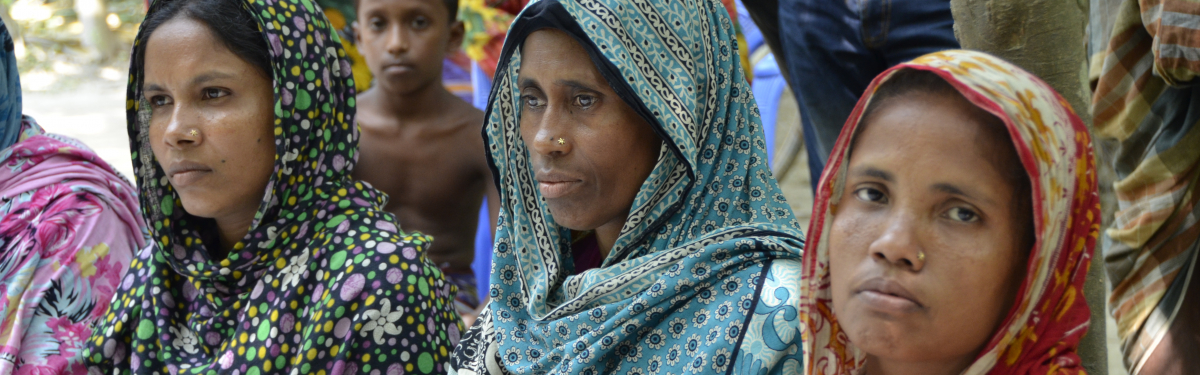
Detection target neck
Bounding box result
[213,212,255,260]
[594,220,624,261]
[865,354,974,375]
[379,78,453,121]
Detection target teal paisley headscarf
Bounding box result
[0,19,24,150]
[85,0,462,373]
[450,0,805,374]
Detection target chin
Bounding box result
[545,203,600,232]
[378,76,432,96]
[177,194,221,219]
[847,319,945,363]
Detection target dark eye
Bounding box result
[574,95,596,108]
[148,95,172,108]
[945,207,980,223]
[853,187,885,204]
[369,17,385,31]
[201,88,229,100]
[522,95,542,109]
[412,16,429,29]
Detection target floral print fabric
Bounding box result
[84,0,462,373]
[0,18,147,374]
[1,120,147,375]
[800,50,1100,375]
[450,0,805,374]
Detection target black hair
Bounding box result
[136,0,272,81]
[353,0,459,22]
[856,69,1036,254]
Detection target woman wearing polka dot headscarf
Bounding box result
[84,0,463,373]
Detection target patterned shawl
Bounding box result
[0,19,147,373]
[450,0,805,374]
[1091,0,1200,371]
[800,50,1099,375]
[84,0,462,373]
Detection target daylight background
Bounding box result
[9,0,139,178]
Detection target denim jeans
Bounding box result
[778,0,958,188]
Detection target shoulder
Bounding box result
[303,221,464,359]
[448,99,485,139]
[309,216,457,307]
[731,257,803,374]
[353,89,389,130]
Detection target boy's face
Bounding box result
[355,0,462,95]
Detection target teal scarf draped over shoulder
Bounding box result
[450,0,805,374]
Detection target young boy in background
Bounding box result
[352,0,498,321]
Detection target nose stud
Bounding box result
[557,137,565,145]
[188,129,199,137]
[917,250,926,262]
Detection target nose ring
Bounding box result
[557,137,565,145]
[188,129,199,137]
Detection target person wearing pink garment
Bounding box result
[0,20,148,374]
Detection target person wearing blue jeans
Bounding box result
[778,0,958,187]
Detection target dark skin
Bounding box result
[353,0,499,275]
[517,29,662,258]
[829,91,1029,375]
[1140,265,1200,375]
[143,17,277,260]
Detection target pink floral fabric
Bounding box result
[0,119,147,374]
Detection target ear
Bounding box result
[447,20,465,53]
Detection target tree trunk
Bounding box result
[75,0,116,61]
[950,1,1110,374]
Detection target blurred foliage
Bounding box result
[8,0,144,74]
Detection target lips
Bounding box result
[381,62,415,75]
[535,170,583,199]
[167,161,213,188]
[854,277,923,314]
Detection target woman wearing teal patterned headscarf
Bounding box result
[84,0,462,373]
[450,0,805,373]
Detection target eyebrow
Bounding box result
[143,71,237,93]
[192,71,236,86]
[556,79,600,92]
[932,182,993,205]
[518,77,540,89]
[851,167,892,182]
[852,166,995,205]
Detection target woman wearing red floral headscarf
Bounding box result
[801,50,1099,375]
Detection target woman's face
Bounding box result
[827,91,1029,373]
[143,17,276,225]
[516,29,661,233]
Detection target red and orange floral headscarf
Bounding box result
[800,50,1099,375]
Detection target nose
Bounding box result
[868,212,926,272]
[525,103,572,158]
[386,24,409,55]
[160,104,203,150]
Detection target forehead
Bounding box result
[358,0,447,15]
[144,18,230,71]
[518,30,606,85]
[142,17,262,87]
[851,92,1016,182]
[145,16,219,54]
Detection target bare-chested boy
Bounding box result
[352,0,498,317]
